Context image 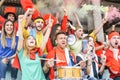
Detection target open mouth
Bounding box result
[62,42,66,45]
[37,26,42,28]
[37,26,42,29]
[30,41,34,44]
[115,42,118,45]
[81,34,83,36]
[7,28,12,31]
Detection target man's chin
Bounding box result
[79,37,82,39]
[112,45,119,49]
[114,46,119,49]
[36,28,42,31]
[60,46,66,49]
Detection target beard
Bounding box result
[36,26,42,31]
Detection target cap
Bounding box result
[4,6,17,20]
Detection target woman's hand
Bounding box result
[79,61,86,68]
[100,54,106,65]
[2,58,9,64]
[46,58,54,68]
[43,58,54,73]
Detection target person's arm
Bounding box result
[0,0,5,30]
[99,54,106,74]
[86,54,92,75]
[40,15,53,52]
[95,45,104,51]
[93,17,107,35]
[0,0,5,7]
[76,56,86,68]
[43,50,55,73]
[86,60,92,75]
[55,12,60,23]
[23,8,34,26]
[73,12,83,28]
[42,26,48,35]
[20,0,41,19]
[21,8,34,38]
[8,54,16,60]
[17,15,24,51]
[43,62,50,73]
[61,8,68,32]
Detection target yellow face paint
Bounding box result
[34,19,44,23]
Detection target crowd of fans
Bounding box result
[0,0,120,80]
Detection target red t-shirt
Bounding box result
[105,48,120,78]
[46,46,75,80]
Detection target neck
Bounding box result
[74,34,78,40]
[28,46,35,51]
[109,46,118,50]
[6,34,12,38]
[36,30,41,34]
[57,46,65,50]
[75,34,81,40]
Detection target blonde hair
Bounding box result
[1,20,16,49]
[75,25,83,31]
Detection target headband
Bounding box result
[108,31,119,40]
[34,19,44,23]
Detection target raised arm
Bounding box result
[21,8,34,38]
[73,12,83,28]
[55,12,60,23]
[20,0,41,19]
[99,54,106,74]
[40,15,53,52]
[0,0,5,30]
[17,15,24,51]
[0,0,5,7]
[61,8,68,32]
[94,13,108,35]
[23,8,34,28]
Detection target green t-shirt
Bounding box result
[18,48,46,80]
[69,39,82,55]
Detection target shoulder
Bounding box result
[46,48,55,58]
[105,49,112,55]
[105,49,113,58]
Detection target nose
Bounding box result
[63,38,66,42]
[8,25,11,28]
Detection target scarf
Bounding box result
[65,48,74,66]
[29,47,43,60]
